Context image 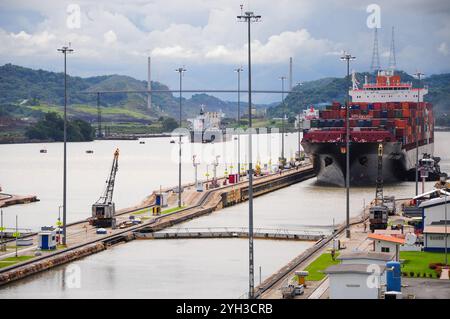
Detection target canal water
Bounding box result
[0,132,448,298]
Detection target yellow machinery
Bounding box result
[152,206,161,216]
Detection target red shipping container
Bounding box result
[372,119,381,127]
[395,119,406,128]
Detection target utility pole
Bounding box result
[147,56,152,110]
[237,6,261,300]
[414,71,424,197]
[15,215,18,258]
[57,45,74,246]
[289,57,293,91]
[175,67,186,207]
[340,52,356,239]
[279,76,287,164]
[235,66,243,176]
[97,92,102,138]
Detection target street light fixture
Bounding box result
[237,7,261,299]
[340,51,356,239]
[57,45,74,246]
[175,67,187,207]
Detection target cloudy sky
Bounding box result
[0,0,449,103]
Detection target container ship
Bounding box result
[301,70,435,186]
[187,105,231,143]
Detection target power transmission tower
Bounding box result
[389,26,397,70]
[370,28,381,73]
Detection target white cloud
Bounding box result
[0,0,449,103]
[438,42,449,56]
[103,30,117,44]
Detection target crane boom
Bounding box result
[91,148,120,228]
[96,148,119,205]
[375,143,384,205]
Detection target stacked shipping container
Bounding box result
[310,101,434,148]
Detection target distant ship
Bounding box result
[187,105,231,143]
[301,70,436,186]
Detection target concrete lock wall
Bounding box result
[0,243,105,287]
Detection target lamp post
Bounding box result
[193,155,200,191]
[340,51,356,239]
[279,76,287,164]
[237,7,261,299]
[296,82,304,162]
[0,209,4,252]
[212,155,220,188]
[414,71,424,197]
[445,192,448,266]
[175,67,186,207]
[235,66,243,176]
[57,45,74,246]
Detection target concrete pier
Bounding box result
[0,193,39,208]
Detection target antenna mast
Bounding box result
[389,26,397,70]
[370,28,381,73]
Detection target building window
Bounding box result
[430,235,445,241]
[381,247,390,253]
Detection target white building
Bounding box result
[337,251,394,286]
[419,196,449,226]
[423,225,450,252]
[337,251,394,266]
[324,264,385,299]
[367,234,405,261]
[418,192,449,252]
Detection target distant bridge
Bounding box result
[79,89,296,95]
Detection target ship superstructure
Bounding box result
[187,105,230,143]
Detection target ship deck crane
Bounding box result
[90,148,119,228]
[369,143,388,231]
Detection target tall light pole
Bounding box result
[414,71,424,197]
[279,76,287,164]
[297,82,303,161]
[237,7,261,299]
[445,192,448,266]
[175,67,186,207]
[97,92,102,138]
[0,209,4,252]
[235,66,244,176]
[340,52,355,239]
[57,45,73,246]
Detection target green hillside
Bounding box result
[0,64,254,122]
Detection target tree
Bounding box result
[25,112,94,142]
[161,117,178,132]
